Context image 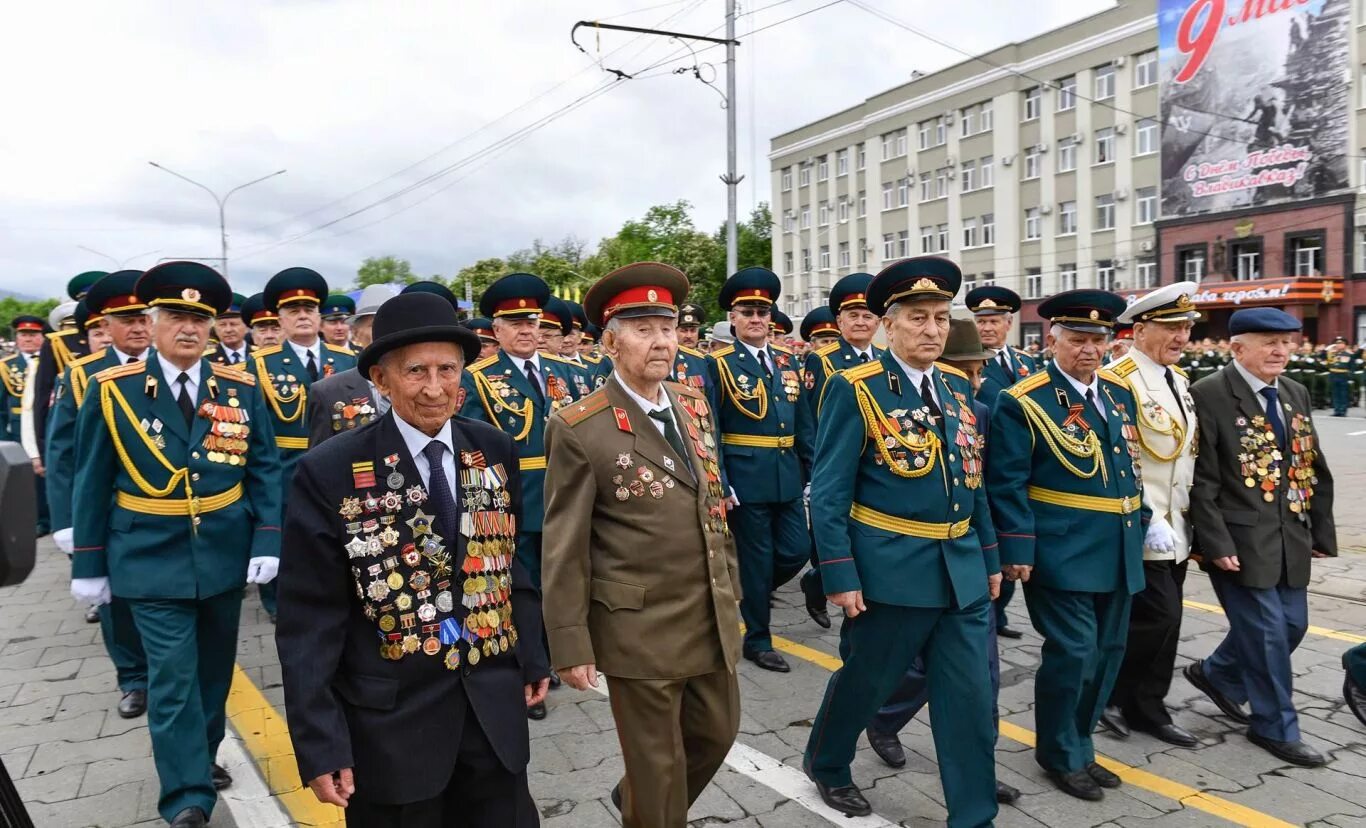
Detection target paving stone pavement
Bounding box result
[1,414,1364,827]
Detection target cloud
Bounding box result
[0,0,1114,298]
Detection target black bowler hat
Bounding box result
[965,285,1022,316]
[1038,289,1127,335]
[402,280,460,309]
[800,307,839,341]
[264,267,328,311]
[868,257,962,316]
[136,262,232,317]
[828,272,874,315]
[359,292,481,375]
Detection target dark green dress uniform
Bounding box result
[707,268,814,661]
[250,268,357,617]
[672,345,713,395]
[0,335,34,441]
[1328,340,1358,415]
[459,273,595,586]
[987,291,1147,786]
[33,271,104,465]
[207,293,254,365]
[803,258,999,825]
[798,306,839,345]
[71,262,283,824]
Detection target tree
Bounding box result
[452,258,509,312]
[355,256,416,289]
[0,296,61,336]
[583,201,726,314]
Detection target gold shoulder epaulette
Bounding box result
[202,345,218,357]
[678,345,705,359]
[665,380,703,399]
[1170,364,1188,379]
[210,362,256,386]
[46,329,77,344]
[538,351,573,365]
[94,359,147,383]
[324,343,355,356]
[842,360,884,383]
[1109,356,1138,378]
[935,362,968,381]
[582,353,603,365]
[1006,371,1051,398]
[1098,368,1125,386]
[815,341,841,357]
[469,354,500,372]
[708,345,735,359]
[253,344,283,358]
[558,389,611,426]
[772,343,793,355]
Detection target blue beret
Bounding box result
[1228,307,1301,335]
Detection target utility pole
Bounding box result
[147,163,287,277]
[570,15,742,274]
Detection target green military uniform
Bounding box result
[249,268,357,618]
[0,349,27,442]
[71,262,282,825]
[1327,340,1360,416]
[804,258,998,825]
[987,290,1147,793]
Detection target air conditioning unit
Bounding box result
[1139,240,1155,252]
[1114,258,1128,269]
[1039,204,1053,215]
[1068,132,1083,144]
[1114,188,1129,201]
[945,168,957,178]
[943,111,955,125]
[1114,55,1127,68]
[945,156,957,166]
[906,167,916,178]
[1001,154,1016,167]
[1035,142,1049,153]
[1114,123,1128,135]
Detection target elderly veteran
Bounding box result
[1184,307,1335,768]
[278,291,550,826]
[803,257,1000,824]
[542,262,740,827]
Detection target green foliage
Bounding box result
[356,255,417,288]
[0,296,61,337]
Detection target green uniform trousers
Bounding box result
[804,597,997,828]
[1023,584,1131,774]
[98,596,147,692]
[731,500,809,652]
[129,589,243,822]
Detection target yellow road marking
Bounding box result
[769,632,1297,828]
[1183,599,1366,644]
[226,665,344,827]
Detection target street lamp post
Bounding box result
[76,245,163,270]
[147,163,286,277]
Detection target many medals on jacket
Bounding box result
[198,392,251,465]
[339,450,519,671]
[1235,413,1319,517]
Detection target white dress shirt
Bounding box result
[222,345,249,365]
[287,338,322,370]
[1232,359,1277,412]
[159,355,202,402]
[392,414,456,493]
[112,346,146,366]
[888,350,941,409]
[1059,368,1105,419]
[737,338,777,374]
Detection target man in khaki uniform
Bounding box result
[542,262,741,828]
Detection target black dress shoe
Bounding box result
[800,572,831,629]
[609,783,622,812]
[528,701,547,721]
[1098,706,1130,738]
[810,777,872,817]
[85,605,101,623]
[548,672,562,690]
[1085,762,1121,789]
[117,689,147,719]
[212,762,232,790]
[1247,731,1326,767]
[997,625,1024,639]
[1344,674,1366,728]
[866,728,905,768]
[996,780,1020,804]
[1046,769,1103,801]
[169,807,207,828]
[1184,660,1251,724]
[806,603,831,629]
[743,649,790,673]
[1137,722,1199,748]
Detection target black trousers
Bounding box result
[1109,559,1188,728]
[344,704,537,828]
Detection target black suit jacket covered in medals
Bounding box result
[305,367,381,447]
[277,410,549,805]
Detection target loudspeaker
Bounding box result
[0,441,36,588]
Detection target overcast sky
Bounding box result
[0,0,1115,299]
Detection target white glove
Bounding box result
[1144,518,1177,555]
[71,577,111,606]
[803,483,812,501]
[246,557,280,585]
[53,528,74,555]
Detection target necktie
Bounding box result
[306,350,318,381]
[176,372,194,425]
[648,409,690,467]
[126,355,139,364]
[919,375,944,424]
[422,440,459,537]
[230,351,240,365]
[998,351,1010,375]
[1260,387,1286,449]
[1164,367,1186,425]
[758,348,772,378]
[524,360,546,406]
[858,351,870,363]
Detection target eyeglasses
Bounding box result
[734,307,771,318]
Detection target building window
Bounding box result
[963,217,978,248]
[1287,232,1325,276]
[1095,127,1115,164]
[1177,245,1206,282]
[836,149,848,176]
[979,156,994,188]
[980,271,996,287]
[981,213,995,246]
[838,241,851,268]
[1136,187,1158,224]
[798,164,811,187]
[801,248,811,271]
[1134,50,1158,88]
[1135,118,1157,156]
[961,160,976,192]
[1023,87,1041,120]
[819,245,830,269]
[935,167,949,199]
[920,226,935,254]
[918,120,931,150]
[1058,138,1077,172]
[780,167,792,191]
[1137,258,1158,288]
[857,143,866,169]
[960,106,976,138]
[858,191,867,216]
[1095,193,1115,230]
[817,156,829,181]
[837,199,849,222]
[898,230,911,257]
[882,129,907,160]
[818,202,830,226]
[1058,201,1077,235]
[1024,147,1041,179]
[963,272,978,290]
[858,237,867,264]
[1096,260,1116,290]
[1026,268,1043,299]
[899,176,911,207]
[882,234,895,260]
[1057,75,1076,111]
[1230,239,1262,280]
[783,211,796,232]
[1094,64,1115,100]
[980,100,993,132]
[1024,207,1041,240]
[800,206,811,228]
[936,223,949,251]
[919,172,932,202]
[1059,263,1078,291]
[783,251,793,274]
[882,181,894,210]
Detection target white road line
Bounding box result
[217,725,295,827]
[586,682,898,826]
[1347,430,1366,436]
